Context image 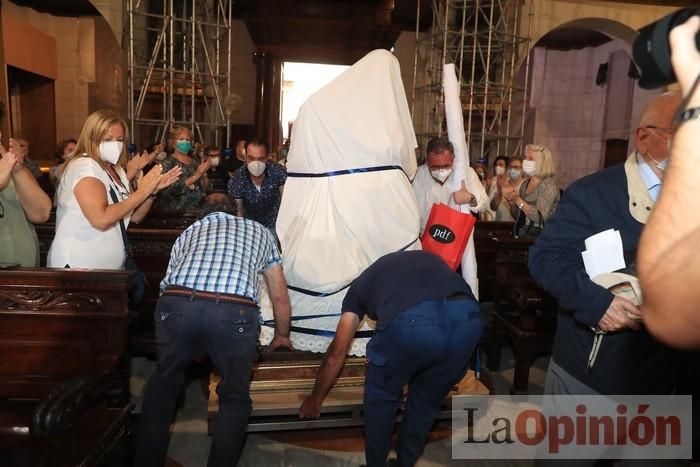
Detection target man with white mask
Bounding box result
[227,138,286,232]
[412,136,489,298]
[528,92,682,401]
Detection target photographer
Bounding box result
[638,14,700,348]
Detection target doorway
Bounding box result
[280,62,349,141]
[7,66,56,166]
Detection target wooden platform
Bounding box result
[207,351,489,433]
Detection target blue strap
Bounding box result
[286,237,420,297]
[261,320,374,338]
[287,164,405,178]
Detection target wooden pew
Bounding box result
[0,267,132,466]
[473,221,517,301]
[34,211,199,357]
[482,234,557,394]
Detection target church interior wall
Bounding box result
[3,0,93,158]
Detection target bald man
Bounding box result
[528,92,682,397]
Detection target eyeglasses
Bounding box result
[645,125,675,135]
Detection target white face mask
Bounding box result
[522,159,537,176]
[156,151,168,161]
[99,141,123,165]
[210,156,220,168]
[495,166,506,176]
[247,160,266,177]
[508,168,522,180]
[646,129,671,171]
[430,167,452,184]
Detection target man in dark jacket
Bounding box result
[528,92,681,396]
[298,250,483,467]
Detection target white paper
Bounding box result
[584,228,619,252]
[582,229,626,277]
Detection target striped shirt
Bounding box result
[160,212,282,301]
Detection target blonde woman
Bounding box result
[502,144,559,237]
[48,110,180,269]
[157,125,211,210]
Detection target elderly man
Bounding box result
[0,135,51,266]
[227,138,286,232]
[134,197,293,467]
[528,92,682,399]
[299,250,483,467]
[412,136,489,297]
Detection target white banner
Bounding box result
[452,395,692,460]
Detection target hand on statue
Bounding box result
[298,395,322,419]
[267,335,294,352]
[0,152,17,190]
[670,15,700,105]
[597,296,642,333]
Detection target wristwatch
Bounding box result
[518,200,525,209]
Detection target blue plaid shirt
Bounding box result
[160,212,282,302]
[227,163,286,229]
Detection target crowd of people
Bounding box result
[2,11,700,465]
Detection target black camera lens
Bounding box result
[633,8,700,89]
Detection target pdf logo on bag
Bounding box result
[421,203,476,270]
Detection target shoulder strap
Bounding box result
[107,185,131,257]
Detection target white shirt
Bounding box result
[412,164,488,234]
[48,157,131,269]
[636,152,662,202]
[412,163,488,299]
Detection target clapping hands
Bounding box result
[0,152,17,190]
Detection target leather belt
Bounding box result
[162,286,257,306]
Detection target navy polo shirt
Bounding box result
[227,162,287,229]
[342,250,473,330]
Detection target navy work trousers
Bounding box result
[134,295,259,467]
[363,297,484,467]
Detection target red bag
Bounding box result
[420,203,477,270]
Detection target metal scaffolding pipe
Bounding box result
[127,0,234,148]
[411,0,531,161]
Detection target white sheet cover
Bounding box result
[258,49,421,355]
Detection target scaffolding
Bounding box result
[126,0,235,148]
[412,0,531,162]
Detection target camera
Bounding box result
[633,8,700,89]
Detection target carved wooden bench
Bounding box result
[0,268,133,466]
[483,235,557,394]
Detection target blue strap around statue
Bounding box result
[286,164,405,178]
[262,313,375,338]
[286,236,419,297]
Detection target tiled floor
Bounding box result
[130,308,550,467]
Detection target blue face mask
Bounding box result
[175,140,192,154]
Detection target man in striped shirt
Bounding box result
[135,195,292,467]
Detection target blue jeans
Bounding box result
[363,297,484,467]
[134,295,260,467]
